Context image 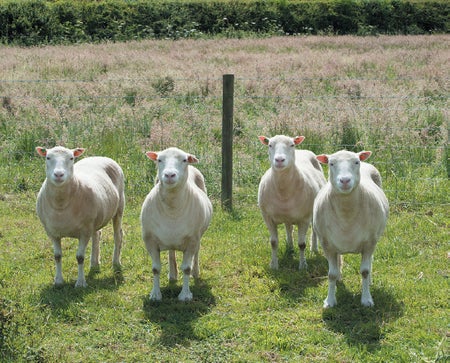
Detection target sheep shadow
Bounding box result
[267,249,329,301]
[322,282,404,350]
[142,278,215,347]
[38,268,124,318]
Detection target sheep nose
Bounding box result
[54,170,65,178]
[275,156,285,163]
[340,177,351,185]
[164,172,176,179]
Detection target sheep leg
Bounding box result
[112,212,123,268]
[52,237,64,286]
[284,223,294,252]
[90,230,101,269]
[360,252,374,307]
[310,227,319,253]
[297,223,309,270]
[149,248,162,301]
[168,250,178,281]
[265,219,279,269]
[75,235,90,287]
[192,249,200,279]
[324,249,339,308]
[178,249,195,301]
[337,254,343,281]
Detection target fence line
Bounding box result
[1,76,448,82]
[0,75,448,209]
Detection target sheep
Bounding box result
[313,150,389,308]
[36,146,125,288]
[257,135,326,270]
[140,147,213,301]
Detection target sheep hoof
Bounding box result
[270,260,279,270]
[75,280,88,288]
[178,290,193,302]
[149,290,162,301]
[323,298,337,308]
[54,278,64,286]
[361,298,374,307]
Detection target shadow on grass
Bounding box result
[38,267,124,317]
[142,278,215,347]
[322,282,404,350]
[267,249,329,301]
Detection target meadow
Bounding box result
[0,35,448,362]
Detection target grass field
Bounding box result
[0,35,448,362]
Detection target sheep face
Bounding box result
[36,146,85,186]
[259,135,305,171]
[146,147,199,189]
[317,150,372,194]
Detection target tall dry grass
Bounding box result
[0,35,448,205]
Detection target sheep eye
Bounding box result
[46,157,50,160]
[183,159,187,163]
[355,161,360,165]
[329,162,334,167]
[70,157,74,160]
[157,159,162,163]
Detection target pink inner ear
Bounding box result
[316,154,329,164]
[187,154,199,164]
[293,136,305,145]
[359,151,372,161]
[146,151,158,161]
[73,148,85,158]
[258,136,269,145]
[36,147,47,157]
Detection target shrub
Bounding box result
[0,0,448,45]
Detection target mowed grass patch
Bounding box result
[0,192,448,362]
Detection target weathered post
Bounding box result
[222,74,234,211]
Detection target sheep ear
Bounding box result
[145,151,158,161]
[187,154,199,164]
[36,147,47,157]
[316,154,329,164]
[358,151,372,161]
[73,148,85,158]
[293,136,305,145]
[258,136,270,145]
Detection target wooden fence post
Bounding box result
[222,74,234,211]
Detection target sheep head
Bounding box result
[36,146,85,186]
[258,135,305,170]
[146,147,198,189]
[317,150,371,194]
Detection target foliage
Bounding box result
[0,0,448,45]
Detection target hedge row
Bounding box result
[0,0,448,45]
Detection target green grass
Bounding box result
[0,194,448,362]
[0,35,448,362]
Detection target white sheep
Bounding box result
[140,147,212,301]
[36,146,125,287]
[313,150,389,308]
[258,135,326,270]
